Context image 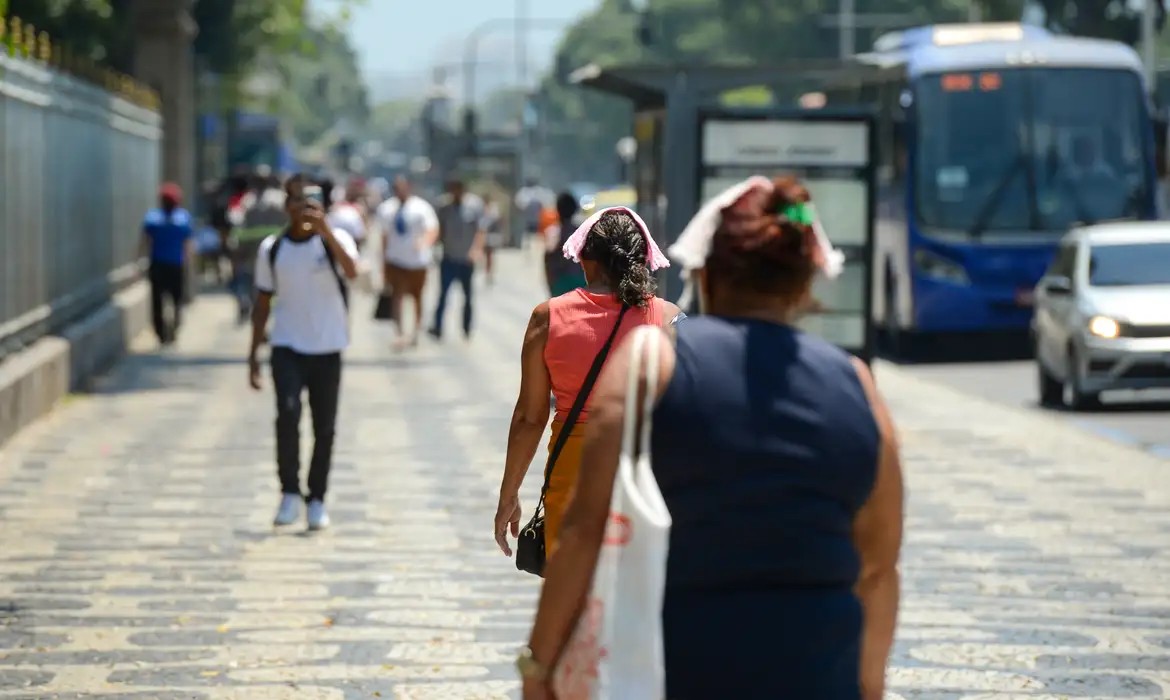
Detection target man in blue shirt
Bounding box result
[141,183,194,345]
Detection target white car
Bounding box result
[1032,221,1170,410]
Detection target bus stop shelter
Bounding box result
[570,60,886,288]
[571,61,884,361]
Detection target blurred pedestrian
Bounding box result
[544,192,588,297]
[429,178,486,341]
[481,192,504,285]
[248,174,360,532]
[140,183,194,346]
[494,206,680,561]
[377,175,439,350]
[519,176,902,700]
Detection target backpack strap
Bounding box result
[320,240,350,310]
[266,233,285,293]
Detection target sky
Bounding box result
[317,0,601,103]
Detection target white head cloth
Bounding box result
[667,175,845,277]
[561,206,670,271]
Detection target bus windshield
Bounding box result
[915,68,1152,235]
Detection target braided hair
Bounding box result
[579,210,656,308]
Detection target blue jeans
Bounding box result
[432,258,474,337]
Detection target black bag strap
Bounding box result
[268,230,349,309]
[537,304,631,508]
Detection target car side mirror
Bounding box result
[1042,275,1072,296]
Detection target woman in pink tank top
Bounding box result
[494,207,682,558]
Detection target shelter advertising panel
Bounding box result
[698,113,876,360]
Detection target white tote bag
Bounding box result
[552,326,673,700]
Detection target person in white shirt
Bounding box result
[248,174,360,531]
[326,180,370,252]
[377,175,439,350]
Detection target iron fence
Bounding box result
[0,17,162,360]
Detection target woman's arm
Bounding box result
[522,327,676,692]
[495,303,553,556]
[849,358,905,700]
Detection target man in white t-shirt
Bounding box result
[376,175,439,350]
[248,174,360,531]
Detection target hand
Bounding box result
[522,677,554,700]
[248,356,262,391]
[301,204,328,233]
[494,493,522,556]
[469,247,485,265]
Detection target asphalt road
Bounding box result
[901,357,1170,459]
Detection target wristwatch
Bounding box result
[515,646,549,681]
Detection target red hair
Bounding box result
[706,176,819,299]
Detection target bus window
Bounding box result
[915,68,1152,232]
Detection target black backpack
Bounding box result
[268,231,349,310]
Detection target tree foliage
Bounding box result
[5,0,369,146]
[1028,0,1165,45]
[269,24,370,146]
[6,0,363,77]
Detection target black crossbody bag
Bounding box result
[516,304,630,577]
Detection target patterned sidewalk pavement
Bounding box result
[2,248,1170,699]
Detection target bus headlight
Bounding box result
[1088,315,1120,339]
[913,248,969,285]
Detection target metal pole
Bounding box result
[839,0,855,59]
[1142,0,1157,94]
[516,0,529,185]
[463,27,484,112]
[968,1,982,22]
[516,0,528,88]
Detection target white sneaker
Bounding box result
[307,500,330,531]
[273,494,302,526]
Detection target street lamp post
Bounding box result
[462,17,568,114]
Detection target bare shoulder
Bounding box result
[526,301,551,338]
[850,357,897,442]
[658,298,683,324]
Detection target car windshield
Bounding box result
[916,67,1152,233]
[1089,241,1170,286]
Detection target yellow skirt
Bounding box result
[544,419,588,556]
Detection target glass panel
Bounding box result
[1088,241,1170,286]
[915,68,1152,233]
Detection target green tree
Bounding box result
[537,0,735,184]
[1029,0,1164,45]
[269,24,370,146]
[6,0,364,77]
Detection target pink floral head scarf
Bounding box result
[561,206,670,271]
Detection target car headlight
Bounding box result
[913,248,969,284]
[1088,315,1120,339]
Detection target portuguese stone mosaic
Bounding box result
[1,250,1169,698]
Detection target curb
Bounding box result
[0,282,150,448]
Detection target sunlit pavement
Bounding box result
[1,249,1169,699]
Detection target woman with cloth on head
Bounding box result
[494,206,684,559]
[517,176,904,700]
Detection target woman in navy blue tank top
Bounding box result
[520,176,905,699]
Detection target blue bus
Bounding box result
[822,23,1159,348]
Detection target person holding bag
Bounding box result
[494,207,681,573]
[519,176,904,700]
